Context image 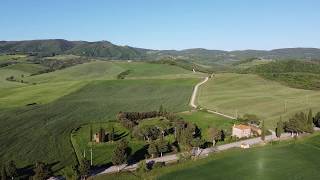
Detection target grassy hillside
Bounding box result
[243,60,320,90]
[0,78,197,175]
[198,73,320,128]
[114,61,203,79]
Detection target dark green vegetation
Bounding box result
[243,60,320,90]
[93,133,320,180]
[178,111,234,141]
[71,110,235,170]
[2,39,320,66]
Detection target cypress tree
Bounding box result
[1,165,7,180]
[6,161,18,180]
[276,117,284,138]
[261,120,265,141]
[308,109,313,125]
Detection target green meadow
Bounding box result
[0,57,203,176]
[178,111,235,141]
[198,73,320,128]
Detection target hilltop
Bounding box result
[1,39,320,64]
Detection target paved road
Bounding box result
[94,132,294,176]
[189,77,208,108]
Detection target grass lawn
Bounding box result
[198,73,320,128]
[71,122,145,167]
[178,111,235,141]
[93,133,320,180]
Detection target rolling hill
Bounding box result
[1,39,320,64]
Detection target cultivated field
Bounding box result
[0,58,203,176]
[198,73,320,128]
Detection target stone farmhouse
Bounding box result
[232,124,262,138]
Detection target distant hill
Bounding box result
[243,60,320,90]
[1,39,320,63]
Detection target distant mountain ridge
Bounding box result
[1,39,320,62]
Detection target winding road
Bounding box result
[189,76,209,108]
[189,76,236,119]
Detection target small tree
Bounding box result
[33,161,51,180]
[276,118,284,138]
[314,112,320,127]
[207,127,221,146]
[136,161,148,178]
[6,161,18,180]
[79,159,90,179]
[148,141,158,158]
[156,140,168,157]
[1,165,7,180]
[308,109,313,125]
[261,120,265,141]
[111,140,129,171]
[111,127,115,142]
[190,138,204,153]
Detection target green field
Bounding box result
[0,59,202,177]
[178,111,235,141]
[71,122,145,167]
[198,73,320,128]
[93,133,320,180]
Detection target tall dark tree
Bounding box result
[1,165,8,180]
[71,164,80,180]
[308,109,313,125]
[261,120,265,141]
[111,127,115,142]
[79,159,90,179]
[148,141,158,158]
[314,112,320,127]
[156,140,168,157]
[89,124,93,142]
[6,161,18,180]
[276,117,284,138]
[33,162,51,180]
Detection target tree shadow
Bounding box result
[127,145,148,165]
[90,162,113,175]
[18,164,34,179]
[113,132,128,141]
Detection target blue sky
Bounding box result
[1,0,320,50]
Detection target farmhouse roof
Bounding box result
[233,124,251,130]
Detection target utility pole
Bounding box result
[235,109,238,119]
[90,147,93,166]
[83,149,86,158]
